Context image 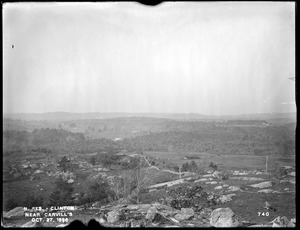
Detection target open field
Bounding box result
[143,151,295,171]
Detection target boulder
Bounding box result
[230,176,263,181]
[67,179,74,184]
[5,207,24,217]
[288,172,295,176]
[22,221,44,227]
[227,186,240,192]
[174,208,194,221]
[56,223,69,227]
[272,222,281,227]
[257,189,274,193]
[34,169,43,174]
[30,164,38,169]
[98,217,106,224]
[233,171,240,175]
[214,186,223,190]
[250,181,272,189]
[152,213,170,225]
[129,219,147,227]
[210,208,239,227]
[212,171,223,179]
[205,181,217,185]
[202,174,213,178]
[291,218,296,223]
[126,205,140,210]
[145,207,158,221]
[217,194,236,204]
[199,207,213,217]
[238,172,249,175]
[169,217,180,223]
[270,216,295,227]
[107,210,120,223]
[92,201,103,208]
[289,178,295,184]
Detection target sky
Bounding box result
[3,2,295,115]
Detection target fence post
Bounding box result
[266,155,268,173]
[179,166,181,179]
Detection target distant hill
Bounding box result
[3,112,296,123]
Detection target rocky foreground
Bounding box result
[3,167,296,228]
[3,184,295,228]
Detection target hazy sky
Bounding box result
[3,2,295,115]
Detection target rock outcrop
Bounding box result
[5,207,24,217]
[250,181,273,189]
[210,208,239,227]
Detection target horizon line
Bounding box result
[3,111,296,116]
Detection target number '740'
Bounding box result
[258,212,269,216]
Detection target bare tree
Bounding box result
[107,156,154,204]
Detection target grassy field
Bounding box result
[143,151,295,171]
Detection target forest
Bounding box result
[3,119,295,158]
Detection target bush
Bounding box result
[173,165,179,172]
[58,156,70,172]
[85,181,111,204]
[269,163,288,179]
[209,162,217,170]
[98,153,122,168]
[48,176,75,206]
[181,161,198,172]
[58,156,78,172]
[90,156,97,165]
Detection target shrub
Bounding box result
[173,165,179,172]
[181,161,198,172]
[57,156,78,172]
[86,181,111,204]
[48,176,75,206]
[58,156,70,172]
[269,163,288,179]
[181,162,189,172]
[209,162,217,170]
[98,153,122,168]
[190,161,198,172]
[90,156,97,165]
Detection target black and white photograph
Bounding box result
[3,2,296,228]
